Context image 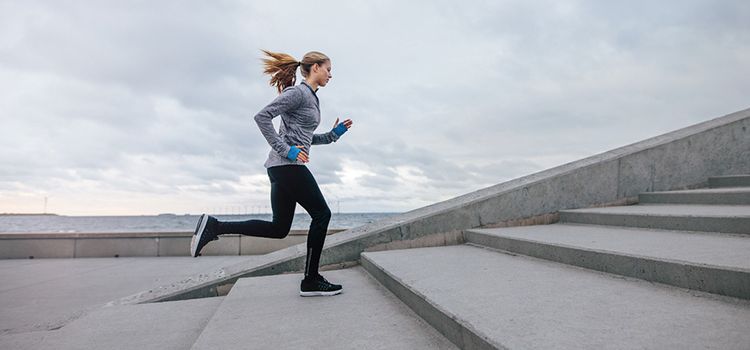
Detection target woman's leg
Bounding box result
[214,164,331,279]
[282,166,331,280]
[213,167,296,239]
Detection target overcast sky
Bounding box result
[1,1,748,216]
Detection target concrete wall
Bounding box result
[0,230,345,259]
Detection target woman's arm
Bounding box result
[253,87,303,158]
[312,130,340,145]
[312,118,352,145]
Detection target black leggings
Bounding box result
[214,165,331,279]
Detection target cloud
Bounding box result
[1,0,748,215]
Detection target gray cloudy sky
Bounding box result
[1,1,748,215]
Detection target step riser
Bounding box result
[464,230,750,300]
[559,212,750,235]
[709,176,750,188]
[638,192,750,205]
[360,255,499,350]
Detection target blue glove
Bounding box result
[286,146,301,161]
[333,122,348,137]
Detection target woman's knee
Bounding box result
[311,207,331,223]
[270,221,293,239]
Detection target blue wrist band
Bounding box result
[333,122,348,136]
[287,147,301,161]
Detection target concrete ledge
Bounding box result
[0,230,345,259]
[0,231,191,239]
[111,108,750,305]
[75,238,159,258]
[0,238,76,259]
[158,237,191,257]
[364,230,465,253]
[240,235,307,255]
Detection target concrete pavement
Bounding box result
[0,297,224,350]
[0,256,260,335]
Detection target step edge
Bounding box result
[558,210,750,235]
[189,295,233,349]
[638,191,750,204]
[463,230,750,300]
[640,189,750,195]
[709,175,750,189]
[559,209,750,221]
[468,223,750,238]
[464,229,750,273]
[559,204,750,214]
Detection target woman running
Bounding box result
[190,50,353,297]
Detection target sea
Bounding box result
[0,213,401,234]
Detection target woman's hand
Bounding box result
[287,145,309,163]
[333,117,353,136]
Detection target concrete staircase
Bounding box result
[188,174,748,349]
[359,174,750,349]
[15,175,749,349]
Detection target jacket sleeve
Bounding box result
[253,87,303,158]
[312,129,340,145]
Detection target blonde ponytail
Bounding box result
[261,50,330,93]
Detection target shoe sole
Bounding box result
[190,214,208,257]
[299,289,343,297]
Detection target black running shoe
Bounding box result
[300,274,343,297]
[190,214,219,257]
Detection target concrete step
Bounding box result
[465,224,750,299]
[361,245,750,350]
[191,267,457,349]
[638,188,750,205]
[709,175,750,188]
[0,296,225,350]
[559,204,750,234]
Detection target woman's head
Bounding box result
[261,50,331,93]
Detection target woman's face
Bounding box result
[312,61,332,87]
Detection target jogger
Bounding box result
[190,49,353,296]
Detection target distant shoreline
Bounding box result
[0,213,59,216]
[0,212,399,233]
[0,212,399,217]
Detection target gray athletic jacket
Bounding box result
[253,81,340,168]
